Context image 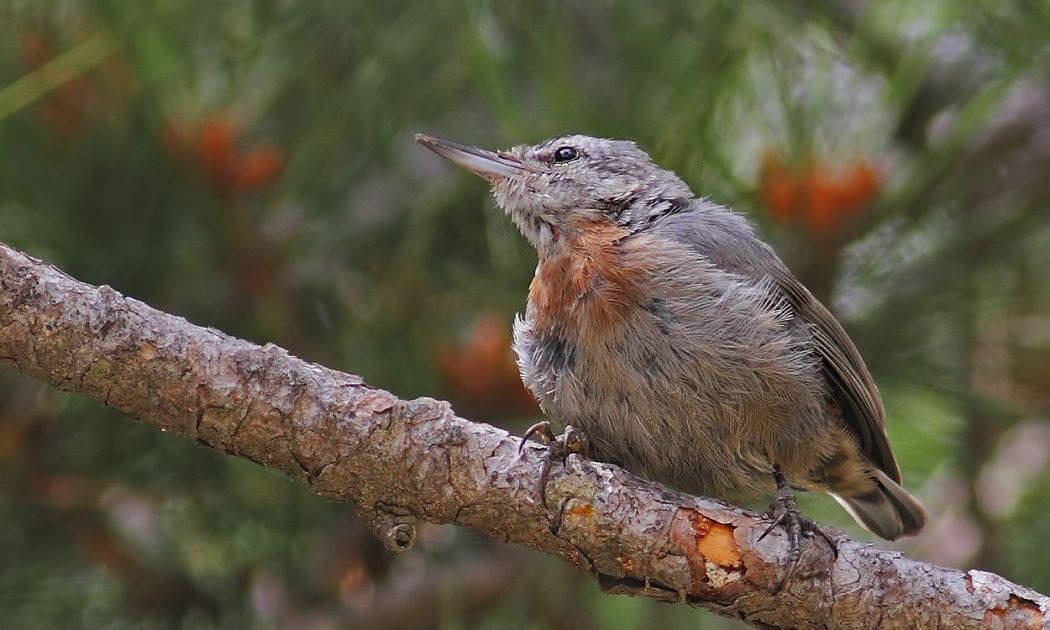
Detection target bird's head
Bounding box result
[416,134,693,257]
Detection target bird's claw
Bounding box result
[761,486,804,592]
[518,421,591,506]
[760,466,834,593]
[519,420,557,453]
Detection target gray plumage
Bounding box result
[417,133,926,540]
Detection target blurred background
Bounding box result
[1,1,1049,628]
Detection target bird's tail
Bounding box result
[831,469,927,541]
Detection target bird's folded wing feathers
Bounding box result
[659,205,902,483]
[765,266,902,483]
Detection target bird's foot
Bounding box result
[758,466,833,592]
[518,421,591,506]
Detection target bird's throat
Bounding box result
[528,220,648,338]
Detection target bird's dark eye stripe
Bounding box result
[552,146,579,163]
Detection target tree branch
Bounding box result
[0,241,1046,629]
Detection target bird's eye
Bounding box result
[552,146,579,163]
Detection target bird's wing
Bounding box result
[764,266,901,483]
[655,204,902,482]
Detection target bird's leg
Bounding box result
[518,421,591,505]
[758,464,832,592]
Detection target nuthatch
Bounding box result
[416,133,926,587]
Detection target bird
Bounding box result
[415,132,926,587]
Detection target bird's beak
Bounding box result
[415,134,527,181]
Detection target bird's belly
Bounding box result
[515,315,832,500]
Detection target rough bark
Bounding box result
[0,241,1046,629]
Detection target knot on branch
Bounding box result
[360,502,419,552]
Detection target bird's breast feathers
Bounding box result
[527,219,654,338]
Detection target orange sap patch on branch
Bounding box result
[669,508,743,593]
[695,520,741,568]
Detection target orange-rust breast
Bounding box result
[528,220,650,336]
